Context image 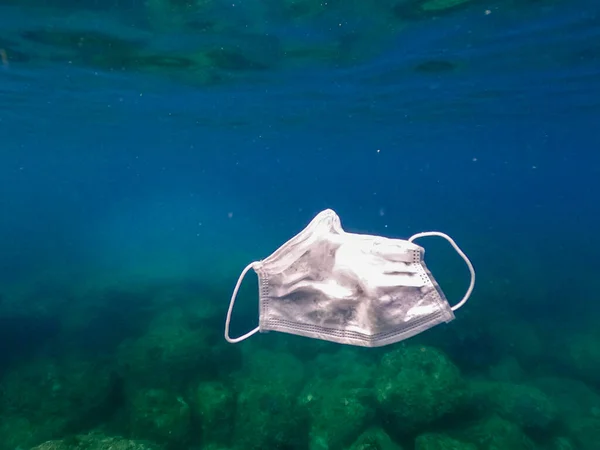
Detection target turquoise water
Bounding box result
[1,0,600,449]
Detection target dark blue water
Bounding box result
[1,0,600,449]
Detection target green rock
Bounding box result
[469,381,558,430]
[194,381,236,447]
[349,427,404,450]
[128,389,191,448]
[30,432,162,450]
[375,345,467,433]
[461,415,535,450]
[415,433,476,450]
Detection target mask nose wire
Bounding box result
[225,261,260,343]
[408,232,475,312]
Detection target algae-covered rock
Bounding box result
[0,415,55,450]
[563,331,600,385]
[469,380,558,430]
[116,308,215,390]
[300,349,377,450]
[192,380,236,447]
[460,415,535,450]
[415,433,476,450]
[349,426,404,450]
[232,349,308,450]
[543,436,576,450]
[128,388,191,448]
[202,445,234,450]
[565,417,600,450]
[306,394,373,450]
[533,376,600,422]
[375,345,467,434]
[0,357,118,438]
[30,432,162,450]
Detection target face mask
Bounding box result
[224,209,475,348]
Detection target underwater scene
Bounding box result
[1,0,600,449]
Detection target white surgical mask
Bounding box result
[224,209,475,348]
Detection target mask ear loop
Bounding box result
[408,232,475,311]
[224,262,260,343]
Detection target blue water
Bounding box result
[1,0,600,448]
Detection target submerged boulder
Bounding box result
[30,432,162,450]
[459,415,535,450]
[468,380,559,431]
[349,427,404,450]
[375,345,467,434]
[300,349,377,450]
[563,331,600,386]
[116,308,216,391]
[0,356,118,441]
[414,433,476,450]
[128,388,192,448]
[231,349,308,450]
[192,380,236,447]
